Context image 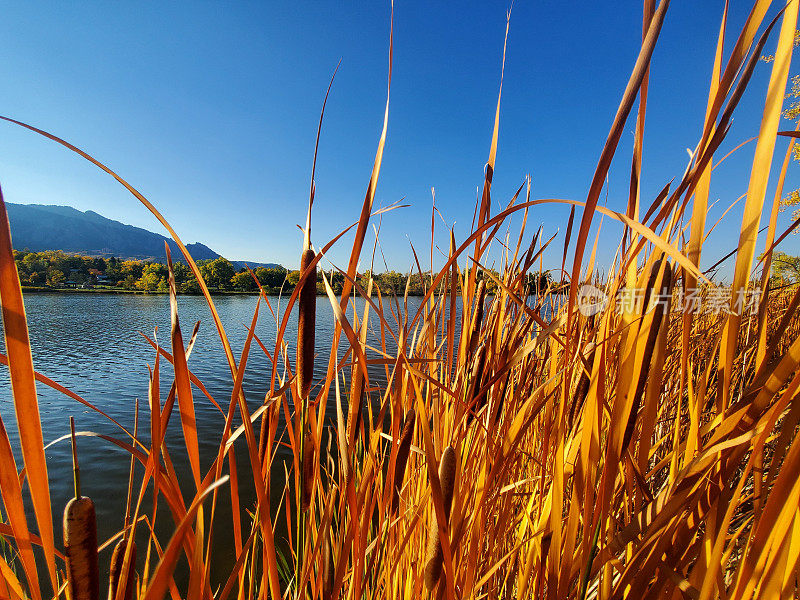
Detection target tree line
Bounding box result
[14,250,289,293]
[13,250,555,295]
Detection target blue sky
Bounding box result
[0,1,797,276]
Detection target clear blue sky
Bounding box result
[0,1,797,276]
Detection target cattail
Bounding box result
[468,279,487,358]
[322,534,334,600]
[390,409,415,515]
[466,342,488,424]
[488,366,509,428]
[639,258,663,314]
[424,445,457,591]
[538,530,553,596]
[297,248,317,401]
[301,423,315,511]
[64,497,99,600]
[107,538,136,600]
[64,417,99,600]
[568,343,596,426]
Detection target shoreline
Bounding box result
[20,286,404,297]
[21,286,568,297]
[21,286,263,296]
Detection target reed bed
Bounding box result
[2,1,800,598]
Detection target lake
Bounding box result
[0,292,435,586]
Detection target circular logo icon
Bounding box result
[577,284,608,317]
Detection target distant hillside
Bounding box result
[6,203,279,269]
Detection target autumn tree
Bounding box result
[253,266,288,288]
[136,263,168,292]
[771,251,800,281]
[764,31,800,221]
[198,257,235,289]
[47,268,65,287]
[231,271,257,291]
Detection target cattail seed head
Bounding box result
[322,534,334,600]
[466,342,488,424]
[64,496,99,600]
[568,343,596,426]
[640,258,663,313]
[297,248,317,400]
[391,408,415,515]
[468,279,487,358]
[424,445,457,591]
[108,538,136,600]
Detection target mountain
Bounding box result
[6,203,279,270]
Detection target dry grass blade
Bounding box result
[0,116,242,382]
[0,186,58,593]
[336,2,393,311]
[0,415,41,600]
[566,0,669,323]
[165,244,201,487]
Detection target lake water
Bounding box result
[0,292,433,586]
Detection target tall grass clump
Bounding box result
[2,1,800,598]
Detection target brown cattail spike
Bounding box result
[468,280,487,358]
[568,343,596,426]
[424,445,457,591]
[391,409,415,514]
[108,538,136,600]
[297,248,317,400]
[466,342,488,424]
[322,534,334,600]
[64,419,99,600]
[64,496,99,600]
